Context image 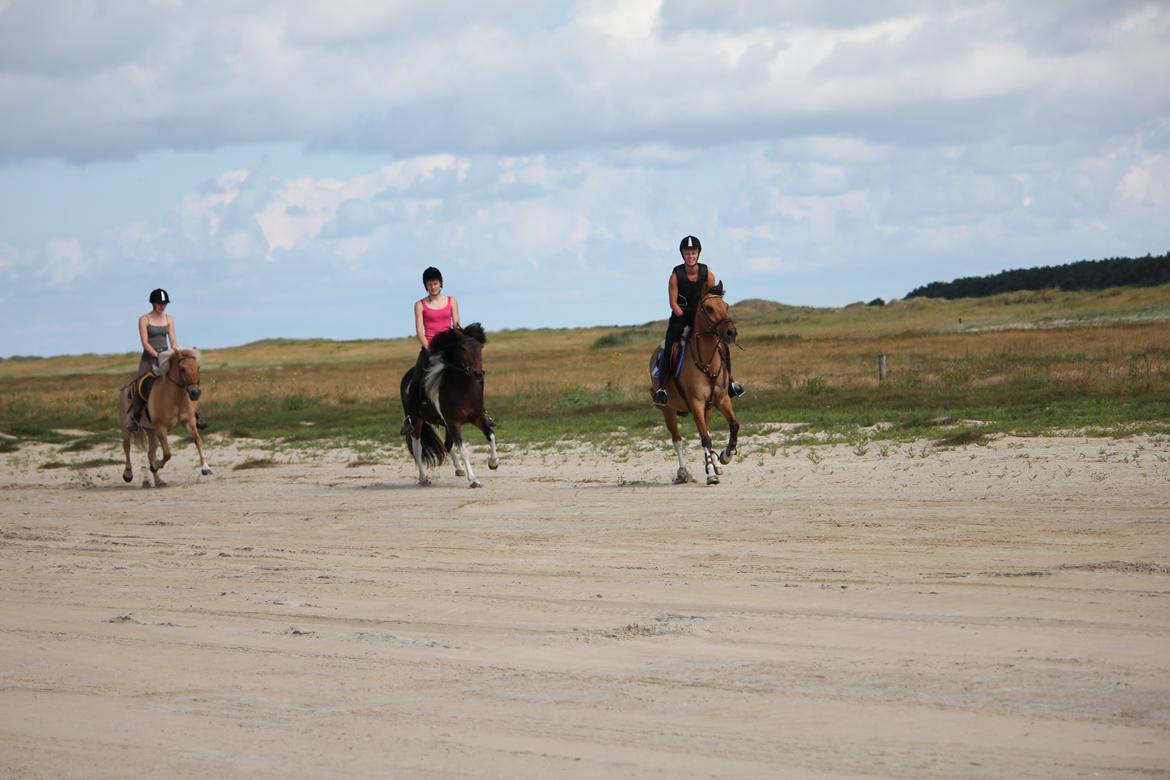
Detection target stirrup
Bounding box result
[729,381,746,398]
[652,387,668,407]
[399,416,413,436]
[196,416,208,431]
[127,419,140,433]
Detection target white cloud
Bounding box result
[41,238,87,284]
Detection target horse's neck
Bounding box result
[685,328,725,370]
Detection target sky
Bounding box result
[1,0,1168,358]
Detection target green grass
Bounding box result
[4,284,1170,448]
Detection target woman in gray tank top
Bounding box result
[127,288,207,432]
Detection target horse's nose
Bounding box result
[189,388,201,400]
[472,370,485,382]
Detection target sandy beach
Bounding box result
[1,431,1168,778]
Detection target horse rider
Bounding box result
[400,266,461,435]
[652,235,746,407]
[126,288,208,432]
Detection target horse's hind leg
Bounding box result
[411,435,431,486]
[121,432,133,483]
[662,409,692,484]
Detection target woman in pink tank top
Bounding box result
[401,266,461,435]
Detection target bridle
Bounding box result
[165,354,201,397]
[689,293,735,381]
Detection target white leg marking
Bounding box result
[487,432,499,469]
[411,435,430,485]
[461,442,480,487]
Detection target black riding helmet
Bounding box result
[422,267,443,285]
[149,288,170,305]
[679,235,702,255]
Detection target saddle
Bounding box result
[650,339,688,382]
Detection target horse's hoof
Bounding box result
[201,467,213,476]
[122,470,133,483]
[719,451,734,465]
[418,478,431,487]
[674,468,691,485]
[488,459,499,470]
[469,481,482,488]
[454,468,466,477]
[707,475,720,485]
[141,479,152,489]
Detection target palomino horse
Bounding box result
[399,323,499,487]
[649,281,740,485]
[117,348,211,487]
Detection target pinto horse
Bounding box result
[649,281,740,485]
[399,323,499,487]
[117,348,212,487]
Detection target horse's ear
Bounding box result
[190,347,202,363]
[709,281,725,297]
[463,322,486,344]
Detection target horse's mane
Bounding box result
[462,322,486,345]
[430,324,486,357]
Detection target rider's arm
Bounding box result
[167,315,179,351]
[668,274,684,319]
[138,316,154,357]
[414,300,429,350]
[449,296,460,329]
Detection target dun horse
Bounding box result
[117,348,211,487]
[649,281,740,485]
[400,323,499,487]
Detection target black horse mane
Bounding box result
[429,323,486,359]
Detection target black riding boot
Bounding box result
[127,398,144,432]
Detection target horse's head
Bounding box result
[431,324,487,382]
[697,283,737,346]
[171,348,203,401]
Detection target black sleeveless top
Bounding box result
[672,263,708,324]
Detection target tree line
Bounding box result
[905,252,1170,300]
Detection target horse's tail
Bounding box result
[405,423,445,468]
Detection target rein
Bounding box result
[689,294,733,382]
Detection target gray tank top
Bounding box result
[146,323,170,353]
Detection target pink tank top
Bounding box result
[421,298,452,345]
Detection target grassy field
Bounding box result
[2,284,1169,451]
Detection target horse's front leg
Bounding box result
[187,414,212,476]
[688,400,719,485]
[477,413,499,470]
[443,429,465,477]
[451,423,480,488]
[716,395,740,466]
[151,428,173,486]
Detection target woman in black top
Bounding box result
[652,236,745,406]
